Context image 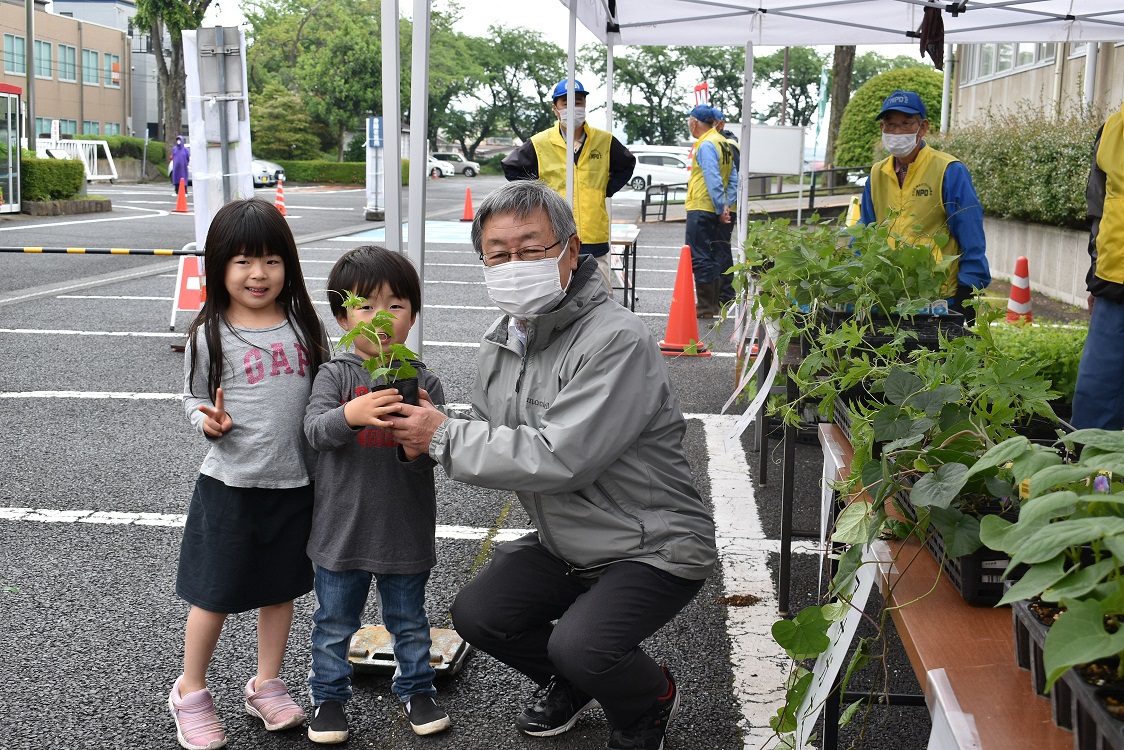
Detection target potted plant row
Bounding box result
[732,212,1078,747]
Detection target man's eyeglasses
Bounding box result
[880,120,923,134]
[481,238,566,266]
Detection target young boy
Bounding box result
[303,245,450,742]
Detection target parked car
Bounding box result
[426,155,455,178]
[627,148,691,191]
[251,157,286,188]
[431,151,481,177]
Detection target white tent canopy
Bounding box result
[566,0,1124,46]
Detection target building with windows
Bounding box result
[953,42,1124,123]
[1,0,130,138]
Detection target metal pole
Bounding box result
[406,0,430,358]
[215,27,230,203]
[381,0,402,253]
[940,43,953,133]
[605,44,614,232]
[25,0,35,152]
[736,42,753,254]
[1083,42,1099,110]
[565,2,576,206]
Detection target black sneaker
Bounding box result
[401,694,452,736]
[605,667,680,750]
[515,676,598,737]
[307,700,349,744]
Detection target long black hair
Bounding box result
[186,198,327,402]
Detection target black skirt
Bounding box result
[176,474,314,614]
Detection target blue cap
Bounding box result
[551,79,587,101]
[688,104,716,124]
[877,90,927,119]
[712,109,726,121]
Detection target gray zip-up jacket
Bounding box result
[429,257,716,580]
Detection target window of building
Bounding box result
[83,121,100,135]
[104,122,121,136]
[979,44,995,77]
[82,49,99,85]
[35,117,48,136]
[1016,43,1035,67]
[4,34,26,75]
[34,40,51,79]
[60,119,77,136]
[58,45,77,82]
[996,43,1015,72]
[1037,43,1057,62]
[104,53,121,88]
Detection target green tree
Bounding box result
[834,67,944,168]
[478,26,566,142]
[133,0,212,149]
[851,52,931,93]
[752,46,827,126]
[676,45,745,121]
[404,10,485,150]
[585,45,685,145]
[249,84,323,159]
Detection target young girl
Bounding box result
[171,198,328,750]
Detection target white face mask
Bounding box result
[882,131,919,157]
[483,247,571,318]
[557,107,586,130]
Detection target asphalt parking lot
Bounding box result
[0,175,929,750]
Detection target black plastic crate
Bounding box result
[801,308,969,358]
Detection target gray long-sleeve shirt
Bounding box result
[304,352,445,574]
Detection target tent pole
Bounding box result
[566,2,577,207]
[605,43,614,229]
[1083,42,1099,109]
[940,43,952,133]
[736,41,753,255]
[381,0,402,253]
[406,0,430,357]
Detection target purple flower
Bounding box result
[1094,475,1111,493]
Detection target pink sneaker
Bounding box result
[244,676,307,731]
[168,676,227,750]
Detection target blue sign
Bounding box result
[367,116,383,149]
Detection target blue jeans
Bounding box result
[1072,295,1124,430]
[685,210,720,285]
[308,566,435,705]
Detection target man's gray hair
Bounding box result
[471,180,578,258]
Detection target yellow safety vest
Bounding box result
[870,145,961,298]
[1095,109,1124,284]
[531,123,612,245]
[685,128,734,214]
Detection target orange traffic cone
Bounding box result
[659,245,711,357]
[274,178,288,216]
[1006,255,1032,324]
[172,178,188,214]
[461,188,474,222]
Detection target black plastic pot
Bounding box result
[371,376,419,408]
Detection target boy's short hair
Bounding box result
[326,245,422,321]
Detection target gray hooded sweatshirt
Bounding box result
[430,257,716,580]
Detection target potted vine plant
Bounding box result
[336,290,421,406]
[977,429,1124,748]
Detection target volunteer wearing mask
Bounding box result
[502,78,636,294]
[386,180,716,750]
[859,89,991,322]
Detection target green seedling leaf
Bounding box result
[966,436,1030,479]
[833,501,879,545]
[1080,455,1124,477]
[997,554,1067,605]
[905,384,961,417]
[1029,465,1098,498]
[821,600,849,623]
[882,433,925,454]
[1042,558,1118,602]
[1011,448,1065,486]
[839,637,871,698]
[769,670,813,734]
[772,606,831,660]
[1065,429,1124,453]
[979,514,1016,553]
[872,407,913,442]
[884,369,924,406]
[839,700,865,728]
[1043,597,1124,691]
[909,463,970,509]
[832,543,865,594]
[928,506,982,558]
[1010,517,1124,567]
[983,474,1015,499]
[1018,491,1081,527]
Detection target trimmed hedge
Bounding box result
[22,156,86,201]
[835,68,944,169]
[275,160,365,185]
[928,109,1100,230]
[274,159,414,186]
[72,134,167,165]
